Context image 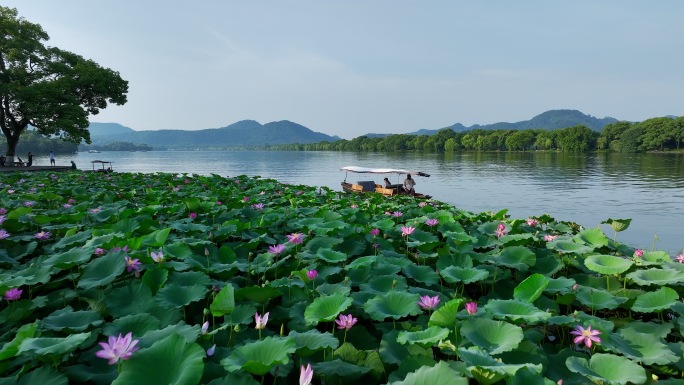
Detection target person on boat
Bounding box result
[403,174,416,196]
[384,178,392,188]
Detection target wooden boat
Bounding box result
[340,166,431,199]
[90,160,113,173]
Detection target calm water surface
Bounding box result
[36,150,684,255]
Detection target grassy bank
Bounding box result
[0,171,682,384]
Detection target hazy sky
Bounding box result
[5,1,683,139]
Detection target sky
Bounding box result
[4,1,684,139]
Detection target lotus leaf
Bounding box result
[601,329,679,366]
[51,230,93,251]
[483,300,550,324]
[402,263,439,285]
[490,246,536,271]
[574,228,609,248]
[156,283,208,308]
[77,251,126,289]
[631,286,679,313]
[440,266,489,284]
[574,286,627,310]
[626,268,684,286]
[113,334,205,385]
[602,218,632,233]
[428,298,464,328]
[387,361,468,385]
[379,330,411,365]
[223,337,297,376]
[289,329,339,357]
[2,367,68,385]
[513,273,549,303]
[396,326,450,346]
[546,241,593,255]
[210,284,235,317]
[360,275,407,294]
[235,286,283,303]
[103,313,161,337]
[312,359,372,379]
[544,277,576,294]
[304,292,353,325]
[314,248,347,263]
[566,353,646,385]
[584,254,633,275]
[138,322,199,347]
[41,307,102,332]
[460,318,524,354]
[18,332,90,357]
[0,322,37,361]
[364,291,422,321]
[457,347,542,385]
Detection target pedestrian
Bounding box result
[49,150,55,166]
[27,152,33,167]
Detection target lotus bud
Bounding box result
[205,248,210,257]
[203,308,210,315]
[280,323,284,336]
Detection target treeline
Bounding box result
[270,116,684,153]
[0,130,78,155]
[79,142,153,152]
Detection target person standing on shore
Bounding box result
[27,152,33,167]
[49,150,55,166]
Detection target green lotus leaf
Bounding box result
[106,283,155,318]
[156,283,208,308]
[347,255,378,269]
[544,277,576,294]
[364,291,422,321]
[41,307,102,332]
[397,326,450,347]
[316,248,348,263]
[113,334,204,385]
[460,318,524,354]
[140,227,172,248]
[402,263,439,285]
[164,241,194,260]
[546,241,593,255]
[429,298,464,328]
[388,361,468,385]
[42,248,92,270]
[77,251,126,289]
[631,286,679,313]
[18,332,90,357]
[103,313,161,337]
[574,228,609,248]
[312,359,371,379]
[142,267,169,295]
[51,229,92,250]
[626,268,684,286]
[289,329,339,357]
[575,286,627,310]
[379,331,410,365]
[601,329,678,366]
[235,286,283,303]
[566,353,646,385]
[316,282,351,297]
[641,250,672,264]
[210,284,235,317]
[457,347,542,385]
[619,321,672,339]
[584,255,633,275]
[529,254,563,276]
[169,271,212,287]
[6,367,68,385]
[0,322,37,361]
[304,236,343,253]
[443,231,478,245]
[204,373,260,385]
[601,218,632,233]
[483,300,550,324]
[360,275,407,294]
[304,292,353,325]
[498,233,535,246]
[490,246,536,271]
[513,273,549,303]
[440,266,489,284]
[221,336,296,376]
[311,220,349,235]
[138,322,199,347]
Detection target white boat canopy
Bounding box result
[340,166,430,177]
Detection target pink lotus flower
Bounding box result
[306,270,318,280]
[94,248,106,256]
[5,288,22,301]
[425,218,439,227]
[24,201,34,207]
[392,211,403,218]
[67,199,76,204]
[335,314,358,331]
[418,202,427,207]
[251,203,264,210]
[634,249,644,258]
[63,203,72,208]
[255,312,269,329]
[570,325,601,348]
[418,295,440,310]
[90,207,101,214]
[287,233,305,245]
[300,363,314,385]
[216,201,222,205]
[465,302,478,315]
[189,212,197,219]
[95,332,139,365]
[125,256,141,273]
[350,204,358,209]
[370,228,380,236]
[526,218,539,227]
[401,226,415,237]
[0,215,5,225]
[544,234,558,242]
[243,196,250,202]
[675,254,684,263]
[0,208,6,214]
[0,229,9,239]
[495,223,508,238]
[269,244,286,255]
[151,250,164,262]
[34,230,51,240]
[201,321,209,334]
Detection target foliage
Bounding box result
[0,170,683,384]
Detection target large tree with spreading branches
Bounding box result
[0,6,127,162]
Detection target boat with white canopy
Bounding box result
[340,166,431,198]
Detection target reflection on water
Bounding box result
[38,150,684,255]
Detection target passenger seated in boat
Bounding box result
[384,178,392,188]
[404,174,416,196]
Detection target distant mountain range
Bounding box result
[364,109,619,138]
[85,120,341,149]
[85,109,630,149]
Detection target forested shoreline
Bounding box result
[270,116,684,153]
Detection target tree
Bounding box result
[555,125,598,152]
[0,6,128,161]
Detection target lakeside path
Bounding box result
[0,166,72,173]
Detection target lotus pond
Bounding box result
[1,171,683,385]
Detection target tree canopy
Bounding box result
[0,6,128,157]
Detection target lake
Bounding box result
[34,150,684,255]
